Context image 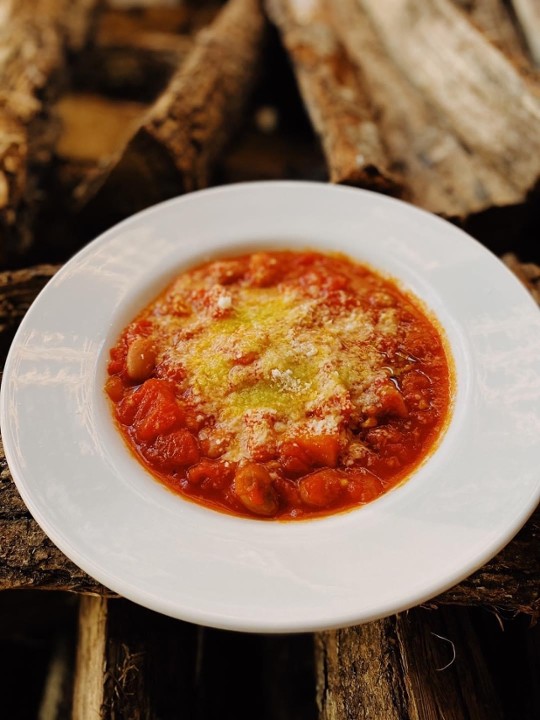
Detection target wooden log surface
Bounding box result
[266,0,399,192]
[0,260,538,615]
[71,595,318,720]
[0,0,99,265]
[72,596,199,720]
[75,0,267,226]
[453,0,531,64]
[315,606,505,720]
[269,0,540,218]
[511,0,540,65]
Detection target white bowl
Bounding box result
[2,181,540,632]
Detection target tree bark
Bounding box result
[266,0,399,192]
[315,618,409,719]
[72,597,108,720]
[76,0,267,227]
[324,0,540,217]
[315,607,505,720]
[0,0,99,265]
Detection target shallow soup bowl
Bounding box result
[2,181,540,632]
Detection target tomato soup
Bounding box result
[106,251,452,520]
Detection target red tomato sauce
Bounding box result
[106,251,453,520]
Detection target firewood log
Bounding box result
[452,0,531,64]
[315,607,505,720]
[0,0,99,265]
[511,0,540,65]
[75,0,266,227]
[329,0,540,217]
[72,597,198,720]
[269,0,540,218]
[266,0,399,192]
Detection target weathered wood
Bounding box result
[72,596,198,720]
[316,607,505,720]
[315,618,408,719]
[0,262,538,614]
[435,503,540,616]
[0,0,99,265]
[452,0,531,64]
[502,252,540,304]
[0,264,60,357]
[75,0,267,226]
[327,0,540,217]
[512,0,540,65]
[266,0,399,192]
[72,596,108,720]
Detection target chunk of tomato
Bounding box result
[295,435,340,467]
[299,469,345,508]
[117,379,185,443]
[345,469,383,504]
[187,459,232,490]
[143,429,199,472]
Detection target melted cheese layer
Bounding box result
[152,270,391,462]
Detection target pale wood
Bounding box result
[0,0,98,264]
[76,0,266,222]
[452,0,530,63]
[512,0,540,65]
[266,0,399,192]
[72,596,108,720]
[327,0,540,217]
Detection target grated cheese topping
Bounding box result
[140,254,410,463]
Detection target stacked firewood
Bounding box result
[0,1,539,718]
[1,0,539,266]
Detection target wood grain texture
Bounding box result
[72,596,108,720]
[327,0,540,217]
[397,609,504,720]
[266,0,399,192]
[315,619,408,719]
[452,0,531,63]
[511,0,540,65]
[71,597,198,720]
[76,0,266,225]
[0,0,98,264]
[316,607,505,720]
